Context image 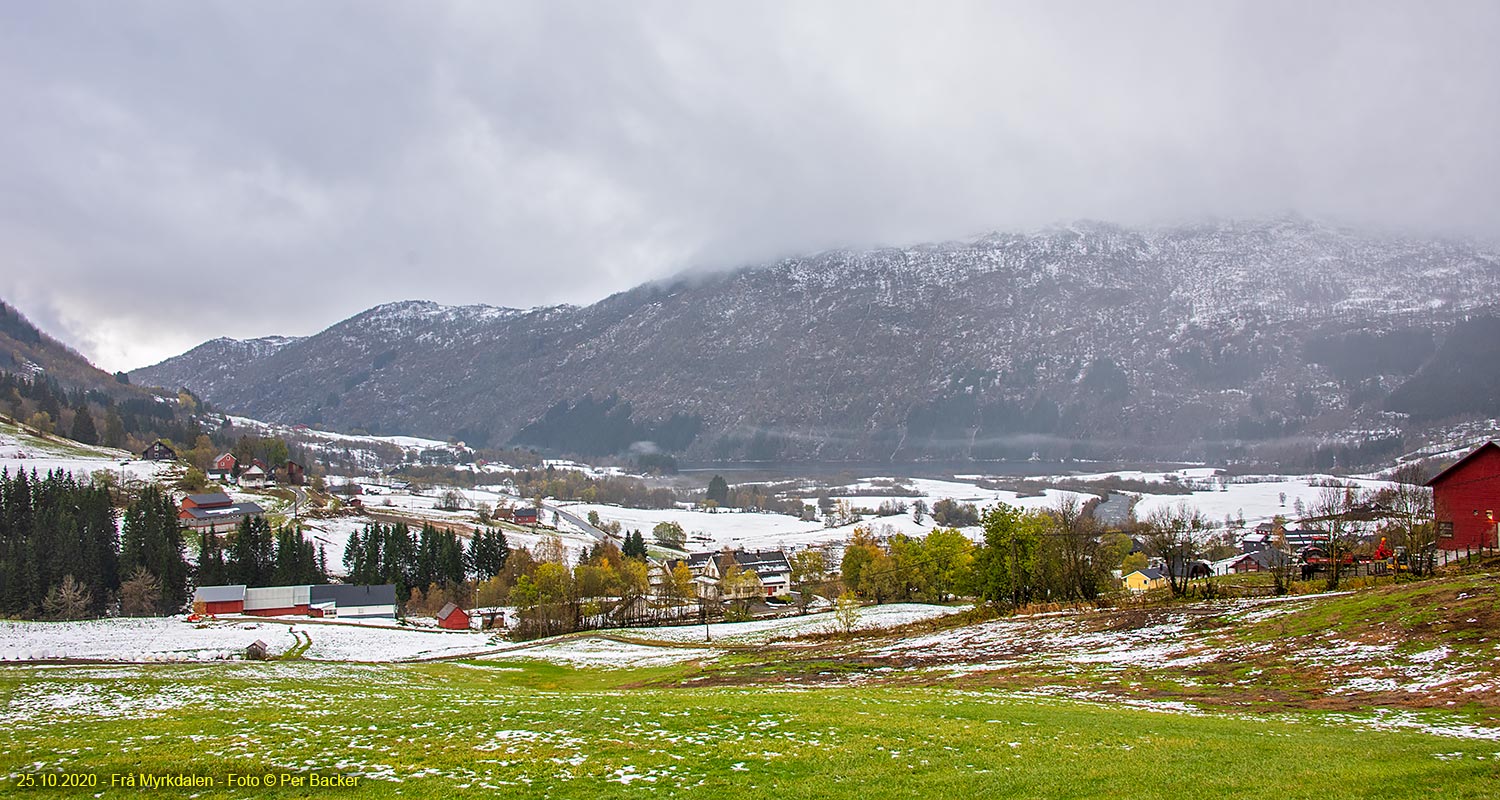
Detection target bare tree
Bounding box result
[42,575,92,621]
[1385,463,1435,576]
[1142,503,1208,597]
[1268,516,1298,595]
[1050,496,1104,600]
[1306,487,1360,590]
[120,567,162,617]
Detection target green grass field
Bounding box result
[4,656,1496,798]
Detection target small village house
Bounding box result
[238,464,268,489]
[208,452,237,481]
[179,492,265,536]
[1210,548,1290,575]
[140,440,177,461]
[512,507,539,526]
[686,548,793,598]
[285,459,306,486]
[1123,568,1166,592]
[1427,441,1500,551]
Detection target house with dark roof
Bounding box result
[1211,549,1291,575]
[684,549,792,598]
[141,440,177,461]
[179,492,265,535]
[1123,568,1165,592]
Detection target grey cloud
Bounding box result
[2,1,1498,372]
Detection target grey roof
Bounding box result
[437,602,462,619]
[733,549,791,574]
[688,549,791,578]
[1133,568,1164,581]
[185,492,232,506]
[1246,549,1291,568]
[182,502,264,520]
[309,584,397,607]
[194,584,247,602]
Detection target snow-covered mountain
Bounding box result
[131,218,1500,466]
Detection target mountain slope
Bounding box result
[131,219,1500,464]
[1,301,124,390]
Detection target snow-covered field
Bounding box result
[0,617,495,663]
[610,603,963,646]
[0,603,960,665]
[495,637,717,668]
[0,421,177,485]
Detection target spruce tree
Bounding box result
[706,475,730,506]
[69,405,99,445]
[623,529,648,560]
[120,484,188,613]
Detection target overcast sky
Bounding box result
[2,1,1498,372]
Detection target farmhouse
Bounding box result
[1427,441,1500,551]
[208,452,237,481]
[686,549,792,598]
[238,464,268,489]
[1123,568,1165,592]
[286,460,305,486]
[179,492,265,535]
[140,440,177,461]
[1211,548,1291,575]
[512,507,539,526]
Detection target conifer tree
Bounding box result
[120,483,188,612]
[69,405,98,445]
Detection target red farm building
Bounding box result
[1427,441,1500,551]
[436,602,471,630]
[512,507,539,526]
[194,584,247,615]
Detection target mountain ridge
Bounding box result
[130,219,1500,466]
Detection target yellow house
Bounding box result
[1123,568,1166,592]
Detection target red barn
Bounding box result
[437,602,471,630]
[513,507,539,525]
[193,584,247,615]
[1427,442,1500,551]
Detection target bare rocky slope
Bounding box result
[130,218,1500,466]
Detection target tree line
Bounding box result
[840,497,1135,609]
[0,472,201,619]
